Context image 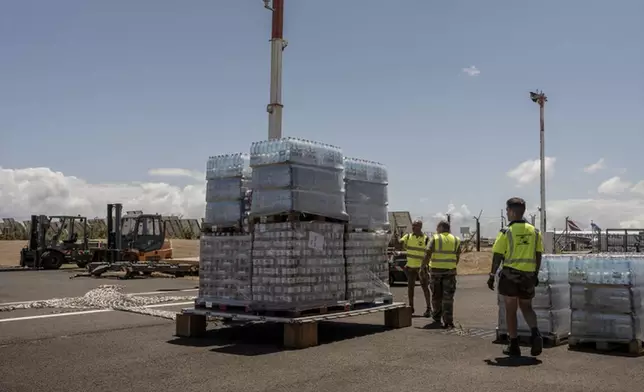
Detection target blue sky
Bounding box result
[1,0,643,233]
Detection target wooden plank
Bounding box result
[568,337,644,356]
[384,306,412,328]
[175,313,207,338]
[283,323,318,349]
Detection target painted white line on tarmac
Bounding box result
[0,301,194,323]
[0,288,198,307]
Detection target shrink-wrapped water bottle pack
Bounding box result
[497,255,571,340]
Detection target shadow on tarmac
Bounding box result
[167,321,391,356]
[484,356,542,367]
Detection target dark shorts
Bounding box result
[405,267,429,284]
[498,267,536,300]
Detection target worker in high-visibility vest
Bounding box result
[399,220,431,316]
[422,220,461,328]
[487,197,544,357]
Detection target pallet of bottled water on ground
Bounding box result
[177,137,408,349]
[568,254,644,356]
[496,255,571,347]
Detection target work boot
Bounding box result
[503,339,521,357]
[443,322,455,329]
[423,309,432,318]
[531,333,543,357]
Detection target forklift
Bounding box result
[85,204,196,278]
[19,215,92,270]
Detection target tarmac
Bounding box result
[0,270,643,392]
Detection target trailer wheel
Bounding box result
[42,251,65,270]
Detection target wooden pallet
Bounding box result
[568,337,644,356]
[175,302,411,349]
[346,227,390,233]
[195,298,394,318]
[250,212,346,225]
[495,330,566,348]
[201,224,247,236]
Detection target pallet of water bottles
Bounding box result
[249,211,346,226]
[193,296,395,319]
[201,222,249,236]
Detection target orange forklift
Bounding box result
[85,204,193,278]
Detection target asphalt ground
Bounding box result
[0,271,643,392]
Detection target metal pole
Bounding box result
[530,90,548,234]
[475,218,481,252]
[539,99,547,234]
[266,0,286,140]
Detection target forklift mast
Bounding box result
[106,203,123,263]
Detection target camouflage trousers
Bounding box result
[429,269,457,324]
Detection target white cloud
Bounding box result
[0,167,205,219]
[548,198,644,230]
[631,181,644,196]
[506,157,556,187]
[597,176,632,195]
[583,158,605,174]
[148,168,204,181]
[412,204,474,233]
[461,65,480,76]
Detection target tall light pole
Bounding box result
[530,90,548,234]
[264,0,287,140]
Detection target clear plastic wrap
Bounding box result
[251,221,346,310]
[343,157,389,230]
[496,255,571,338]
[345,203,388,230]
[343,157,388,184]
[206,153,251,179]
[205,178,249,202]
[571,285,642,313]
[345,231,392,302]
[345,181,388,205]
[571,311,644,341]
[568,254,644,342]
[568,254,644,286]
[498,307,571,337]
[204,201,244,226]
[251,163,344,192]
[533,284,571,310]
[196,234,252,306]
[250,138,344,169]
[250,189,348,221]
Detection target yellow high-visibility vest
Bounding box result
[401,233,428,268]
[430,233,460,270]
[501,222,541,272]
